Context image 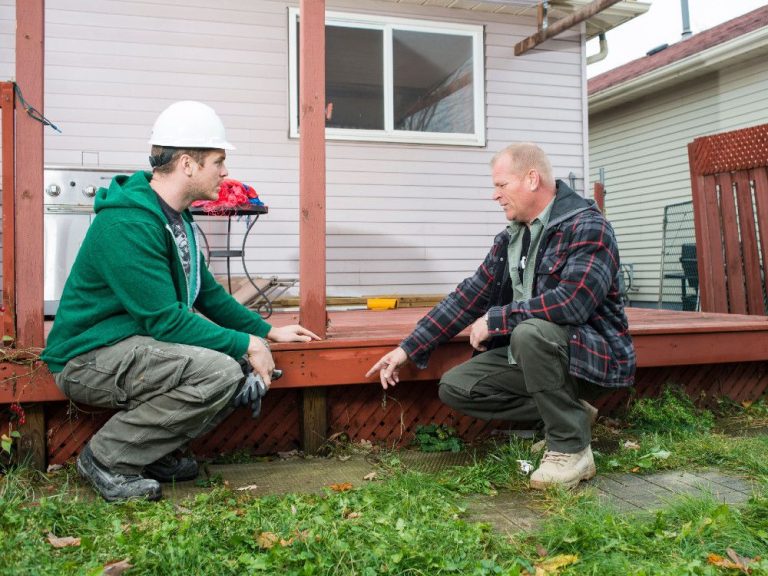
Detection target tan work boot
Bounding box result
[530,445,596,490]
[530,399,598,454]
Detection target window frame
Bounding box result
[288,8,486,147]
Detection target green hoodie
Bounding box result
[42,171,271,373]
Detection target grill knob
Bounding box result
[83,185,98,198]
[46,184,61,197]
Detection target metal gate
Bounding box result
[658,201,698,311]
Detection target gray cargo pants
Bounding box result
[54,335,244,474]
[438,318,603,453]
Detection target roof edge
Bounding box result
[589,26,768,114]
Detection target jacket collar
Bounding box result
[547,179,599,229]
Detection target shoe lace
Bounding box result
[541,451,571,464]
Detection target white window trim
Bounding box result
[288,8,486,147]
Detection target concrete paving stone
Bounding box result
[641,471,751,503]
[399,450,475,473]
[148,452,759,537]
[164,455,379,501]
[588,474,663,504]
[687,470,755,494]
[593,492,644,512]
[464,493,542,534]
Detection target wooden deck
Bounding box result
[268,307,768,387]
[6,307,768,464]
[7,306,768,401]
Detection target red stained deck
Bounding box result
[8,306,768,464]
[268,307,768,387]
[14,306,768,399]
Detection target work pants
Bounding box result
[54,335,243,474]
[439,318,603,453]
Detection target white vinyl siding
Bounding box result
[589,53,768,306]
[1,0,587,297]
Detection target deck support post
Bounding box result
[298,0,328,454]
[14,0,47,470]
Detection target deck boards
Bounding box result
[19,306,768,400]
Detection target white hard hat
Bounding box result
[148,100,235,150]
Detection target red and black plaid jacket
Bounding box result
[401,181,635,388]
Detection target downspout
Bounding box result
[587,32,608,65]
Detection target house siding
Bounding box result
[1,0,586,297]
[589,53,768,306]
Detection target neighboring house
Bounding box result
[588,5,768,309]
[0,0,647,299]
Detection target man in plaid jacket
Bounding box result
[367,143,635,489]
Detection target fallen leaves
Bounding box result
[101,559,133,575]
[46,532,80,549]
[707,548,760,574]
[255,530,309,549]
[363,471,377,481]
[329,482,353,492]
[256,531,279,549]
[528,553,579,575]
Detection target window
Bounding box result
[288,9,485,146]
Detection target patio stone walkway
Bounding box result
[158,451,756,535]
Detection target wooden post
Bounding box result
[1,83,16,343]
[298,0,328,453]
[15,0,47,470]
[593,181,605,214]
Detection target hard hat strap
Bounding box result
[149,147,177,169]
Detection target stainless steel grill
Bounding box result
[44,167,127,315]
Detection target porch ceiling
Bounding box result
[380,0,650,40]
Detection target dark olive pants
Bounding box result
[439,318,603,453]
[54,335,243,474]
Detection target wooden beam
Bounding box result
[298,0,327,454]
[515,0,622,56]
[1,83,16,343]
[298,0,327,338]
[15,0,46,470]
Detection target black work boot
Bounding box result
[77,443,162,502]
[144,453,199,482]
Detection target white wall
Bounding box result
[1,0,587,297]
[589,53,768,305]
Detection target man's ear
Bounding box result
[528,169,540,191]
[180,153,194,176]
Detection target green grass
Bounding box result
[2,389,767,575]
[1,467,523,575]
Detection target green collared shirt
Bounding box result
[505,197,555,363]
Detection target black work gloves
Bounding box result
[233,359,283,418]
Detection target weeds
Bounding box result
[1,388,766,575]
[515,489,768,575]
[627,387,714,436]
[1,467,525,575]
[413,424,464,453]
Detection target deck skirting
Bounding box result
[3,308,768,462]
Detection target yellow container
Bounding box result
[367,298,398,310]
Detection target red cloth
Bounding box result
[192,179,260,214]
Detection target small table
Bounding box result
[190,204,269,309]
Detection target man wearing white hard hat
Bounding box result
[42,101,319,502]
